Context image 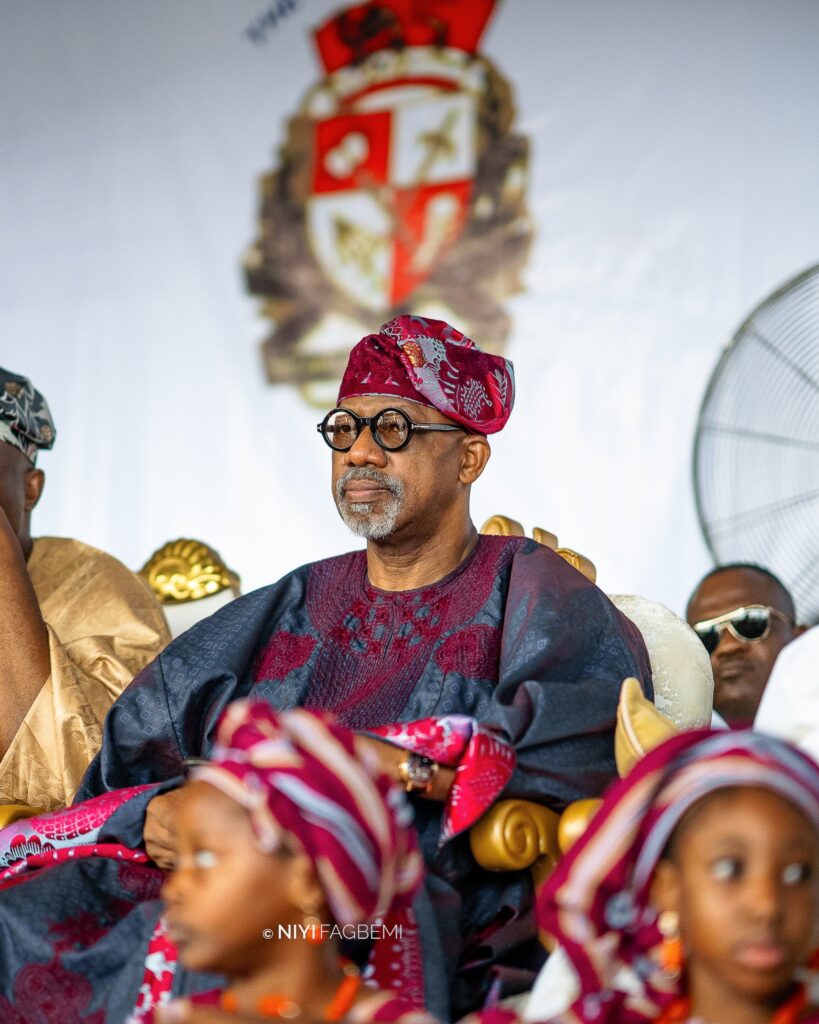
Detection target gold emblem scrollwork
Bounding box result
[139,539,240,605]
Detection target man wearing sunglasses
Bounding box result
[0,318,651,1022]
[686,563,803,728]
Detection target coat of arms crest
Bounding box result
[245,0,532,397]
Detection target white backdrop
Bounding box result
[2,0,818,617]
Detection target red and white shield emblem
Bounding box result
[247,1,532,390]
[307,81,475,311]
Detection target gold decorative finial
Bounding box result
[479,515,596,583]
[139,539,240,605]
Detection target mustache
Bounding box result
[335,467,404,500]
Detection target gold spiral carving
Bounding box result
[469,798,560,873]
[557,798,603,854]
[531,526,558,549]
[480,514,525,538]
[139,538,240,605]
[554,546,597,584]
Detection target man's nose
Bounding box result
[344,427,388,467]
[712,624,744,659]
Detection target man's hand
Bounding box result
[355,735,455,801]
[144,789,185,870]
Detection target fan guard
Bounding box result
[693,263,819,624]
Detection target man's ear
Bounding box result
[459,435,491,485]
[23,468,45,513]
[650,858,682,916]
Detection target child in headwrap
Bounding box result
[151,701,434,1024]
[533,730,819,1024]
[471,730,818,1024]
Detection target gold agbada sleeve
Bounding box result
[0,537,171,812]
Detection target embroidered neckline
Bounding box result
[362,535,503,602]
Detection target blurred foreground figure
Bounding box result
[686,563,802,728]
[0,368,169,811]
[152,701,435,1024]
[489,730,819,1024]
[0,318,649,1021]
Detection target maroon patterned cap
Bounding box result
[337,315,515,433]
[0,368,56,464]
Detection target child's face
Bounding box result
[161,781,297,976]
[653,787,818,1005]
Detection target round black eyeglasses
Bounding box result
[317,407,466,452]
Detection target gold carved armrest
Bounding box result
[468,681,677,885]
[469,798,561,889]
[470,797,602,949]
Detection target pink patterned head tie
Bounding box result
[537,729,819,1024]
[337,315,515,434]
[192,701,423,928]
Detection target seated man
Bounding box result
[0,319,650,1022]
[685,562,803,729]
[0,368,170,810]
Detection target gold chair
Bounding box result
[469,516,685,888]
[480,515,597,583]
[469,678,675,883]
[139,539,241,639]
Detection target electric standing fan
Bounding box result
[693,262,819,624]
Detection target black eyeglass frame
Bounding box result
[316,407,467,452]
[691,604,792,654]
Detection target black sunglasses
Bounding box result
[317,407,466,452]
[691,604,791,654]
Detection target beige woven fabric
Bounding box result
[0,537,170,811]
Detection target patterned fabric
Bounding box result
[0,537,171,811]
[368,716,515,845]
[298,536,512,729]
[0,367,56,463]
[196,702,424,929]
[127,918,177,1024]
[0,786,163,1023]
[0,535,651,1022]
[537,730,819,1024]
[337,315,514,434]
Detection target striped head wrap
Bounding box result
[192,700,424,929]
[537,729,819,1023]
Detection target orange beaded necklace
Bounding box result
[219,961,362,1021]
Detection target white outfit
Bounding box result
[755,626,819,761]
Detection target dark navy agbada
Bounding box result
[0,535,651,1023]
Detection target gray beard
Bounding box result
[335,467,405,540]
